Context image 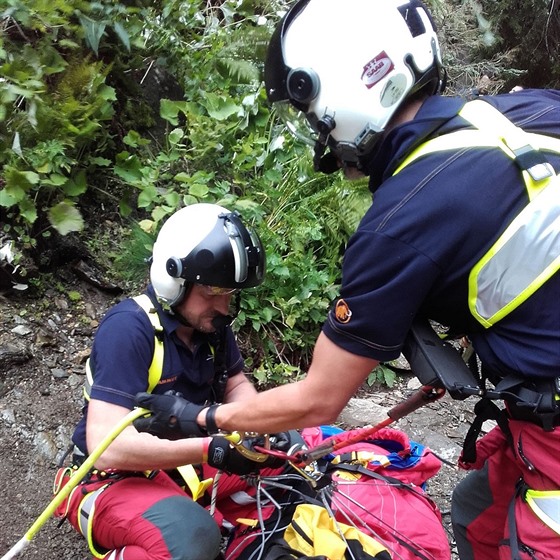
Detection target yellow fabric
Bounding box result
[176,464,213,501]
[284,504,388,559]
[132,295,165,393]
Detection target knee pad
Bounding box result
[143,495,221,560]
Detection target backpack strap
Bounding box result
[132,294,165,393]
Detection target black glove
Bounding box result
[134,391,206,440]
[206,435,287,475]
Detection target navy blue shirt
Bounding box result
[323,90,560,380]
[72,286,243,453]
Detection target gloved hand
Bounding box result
[134,391,206,440]
[205,435,288,475]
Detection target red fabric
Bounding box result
[464,421,560,560]
[59,472,189,560]
[323,430,449,560]
[226,427,449,560]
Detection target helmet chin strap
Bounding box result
[313,143,340,174]
[211,292,241,330]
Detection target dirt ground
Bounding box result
[0,272,482,560]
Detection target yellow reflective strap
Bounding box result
[393,99,560,329]
[83,295,165,400]
[393,99,560,201]
[132,295,164,392]
[176,464,213,502]
[77,485,110,559]
[525,489,560,536]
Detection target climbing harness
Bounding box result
[394,99,560,329]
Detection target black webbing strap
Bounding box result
[264,540,327,560]
[209,327,228,404]
[506,479,532,560]
[461,398,513,465]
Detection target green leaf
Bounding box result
[203,92,241,121]
[174,172,190,183]
[160,99,189,126]
[18,197,38,224]
[42,174,67,187]
[63,170,88,196]
[112,22,130,51]
[163,191,180,207]
[188,183,209,198]
[48,200,84,235]
[138,184,158,208]
[168,128,184,145]
[78,15,106,55]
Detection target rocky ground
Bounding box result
[0,269,487,560]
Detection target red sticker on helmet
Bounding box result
[361,51,394,89]
[335,299,352,324]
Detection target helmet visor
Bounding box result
[275,101,318,148]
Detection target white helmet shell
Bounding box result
[150,204,265,307]
[265,0,444,171]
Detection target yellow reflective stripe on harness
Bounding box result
[393,99,560,328]
[469,179,560,327]
[77,484,111,559]
[132,295,164,393]
[525,489,560,536]
[83,295,165,401]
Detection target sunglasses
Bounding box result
[199,284,239,296]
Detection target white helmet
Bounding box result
[150,204,265,307]
[264,0,445,173]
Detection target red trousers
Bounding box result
[452,420,560,559]
[56,466,281,560]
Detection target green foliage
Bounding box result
[366,364,397,389]
[5,0,559,388]
[475,0,560,90]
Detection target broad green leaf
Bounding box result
[18,198,38,224]
[42,174,67,187]
[160,99,189,126]
[48,200,84,235]
[138,219,156,233]
[63,170,87,196]
[112,22,130,51]
[203,92,241,121]
[78,15,106,55]
[5,169,39,194]
[188,183,209,198]
[182,194,198,206]
[168,128,184,145]
[174,172,190,183]
[114,155,144,184]
[163,191,180,207]
[138,184,158,208]
[0,189,18,208]
[90,157,111,166]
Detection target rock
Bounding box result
[338,398,391,427]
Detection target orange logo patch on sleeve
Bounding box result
[334,299,352,324]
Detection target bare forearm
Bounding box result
[217,379,338,433]
[89,426,207,471]
[199,333,379,434]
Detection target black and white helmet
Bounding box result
[150,204,265,307]
[264,0,445,173]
